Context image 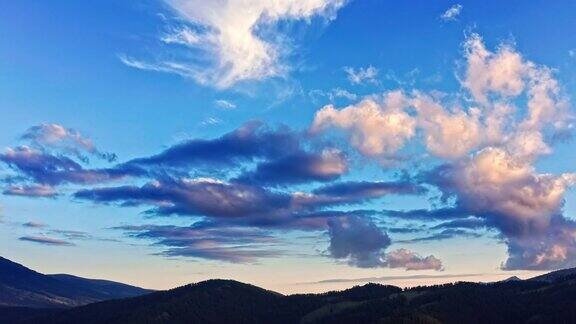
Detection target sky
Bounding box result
[1,0,576,294]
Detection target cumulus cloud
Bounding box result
[125,0,347,88]
[344,66,379,85]
[426,148,576,237]
[310,91,416,159]
[411,92,483,159]
[309,34,576,270]
[383,248,443,271]
[440,4,462,21]
[327,216,443,270]
[327,216,391,268]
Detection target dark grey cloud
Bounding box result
[19,236,74,246]
[74,178,292,219]
[432,217,488,230]
[327,216,391,268]
[383,207,469,220]
[234,149,348,186]
[0,146,137,186]
[399,229,482,243]
[124,121,299,169]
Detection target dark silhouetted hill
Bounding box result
[0,256,152,309]
[7,259,576,323]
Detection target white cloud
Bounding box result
[440,4,463,21]
[462,34,527,103]
[310,91,416,159]
[215,99,237,110]
[344,66,379,85]
[412,93,483,159]
[129,0,347,88]
[201,117,223,126]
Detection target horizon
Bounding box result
[2,0,576,295]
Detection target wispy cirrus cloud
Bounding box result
[344,66,379,85]
[122,0,348,88]
[440,4,463,21]
[19,236,74,246]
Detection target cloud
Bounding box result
[115,224,281,263]
[425,148,575,237]
[19,236,74,246]
[21,123,116,162]
[307,272,486,284]
[310,91,416,159]
[308,34,575,271]
[22,221,47,228]
[344,66,379,85]
[383,248,443,271]
[440,4,462,21]
[125,0,347,88]
[0,146,134,186]
[411,93,483,159]
[383,207,468,221]
[327,216,391,268]
[75,177,292,219]
[326,216,443,270]
[424,148,576,269]
[399,229,482,243]
[3,184,58,198]
[431,217,487,230]
[124,121,299,170]
[312,180,425,201]
[312,35,571,161]
[235,149,348,186]
[214,99,237,110]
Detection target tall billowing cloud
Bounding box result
[311,34,575,270]
[123,0,347,88]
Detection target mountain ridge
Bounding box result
[0,256,152,308]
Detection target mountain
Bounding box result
[5,259,576,323]
[0,256,152,309]
[19,280,402,324]
[23,267,576,324]
[528,267,576,283]
[500,275,522,282]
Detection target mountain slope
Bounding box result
[0,256,152,308]
[528,267,576,283]
[24,268,576,324]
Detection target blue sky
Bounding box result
[1,0,576,293]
